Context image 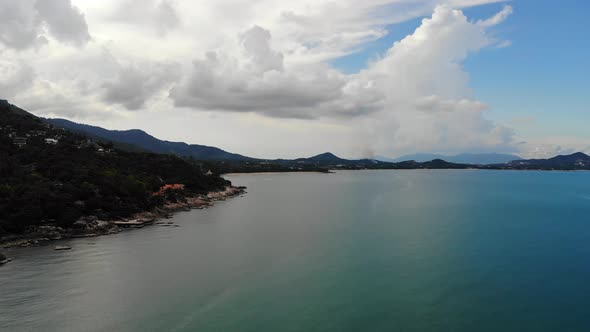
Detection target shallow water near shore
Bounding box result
[2,170,590,331]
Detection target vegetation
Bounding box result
[0,101,229,235]
[3,100,589,236]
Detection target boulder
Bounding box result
[71,216,119,236]
[0,252,8,264]
[36,226,64,240]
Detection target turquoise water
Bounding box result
[2,170,590,331]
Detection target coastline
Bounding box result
[0,186,246,251]
[224,171,332,176]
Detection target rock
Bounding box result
[71,217,119,236]
[25,225,65,240]
[0,252,8,264]
[54,245,72,251]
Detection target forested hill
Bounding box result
[0,100,229,235]
[46,118,254,161]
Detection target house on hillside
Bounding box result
[45,138,59,145]
[153,184,186,196]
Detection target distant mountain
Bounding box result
[380,152,522,165]
[286,152,470,170]
[381,153,446,163]
[449,153,522,165]
[305,152,348,163]
[505,152,590,170]
[45,118,254,162]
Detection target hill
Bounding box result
[502,152,590,170]
[45,118,254,161]
[305,152,348,163]
[0,100,230,235]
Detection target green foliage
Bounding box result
[0,103,230,233]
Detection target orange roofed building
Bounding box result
[153,184,185,196]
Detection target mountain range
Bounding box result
[45,118,253,162]
[47,118,524,165]
[11,110,589,171]
[377,153,522,165]
[504,152,590,169]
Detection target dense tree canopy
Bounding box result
[0,102,229,234]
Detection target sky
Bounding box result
[0,0,588,159]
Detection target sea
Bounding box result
[2,170,590,331]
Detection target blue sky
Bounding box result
[333,0,590,143]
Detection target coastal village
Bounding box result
[0,100,113,154]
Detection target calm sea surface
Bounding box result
[2,170,590,331]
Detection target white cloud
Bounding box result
[496,40,513,48]
[0,61,35,98]
[171,25,383,119]
[477,5,513,28]
[0,0,90,49]
[355,5,517,156]
[109,0,180,36]
[0,1,45,50]
[518,136,590,159]
[1,0,531,158]
[13,79,118,120]
[103,61,181,110]
[34,0,91,46]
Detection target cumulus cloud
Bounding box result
[172,5,515,155]
[12,79,115,120]
[0,0,90,49]
[103,62,181,110]
[0,61,35,98]
[0,1,45,49]
[110,0,181,36]
[352,5,517,155]
[34,0,91,46]
[415,96,488,113]
[172,25,383,118]
[1,0,529,157]
[241,26,284,72]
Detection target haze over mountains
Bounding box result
[48,117,523,165]
[377,153,522,165]
[2,101,589,171]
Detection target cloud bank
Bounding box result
[1,0,576,158]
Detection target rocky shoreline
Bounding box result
[0,186,246,254]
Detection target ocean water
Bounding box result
[2,170,590,331]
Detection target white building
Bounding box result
[45,138,59,145]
